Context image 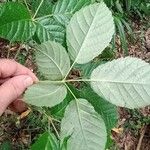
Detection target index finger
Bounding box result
[0,59,38,82]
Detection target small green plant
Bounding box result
[0,1,150,150]
[24,2,149,150]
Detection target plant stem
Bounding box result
[48,116,60,139]
[34,12,71,21]
[38,79,96,84]
[43,110,60,139]
[64,83,77,100]
[136,126,147,150]
[14,45,21,60]
[63,61,76,80]
[65,79,91,82]
[39,80,64,84]
[24,0,30,13]
[64,83,87,145]
[38,78,129,85]
[7,42,11,58]
[33,0,44,19]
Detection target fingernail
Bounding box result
[24,77,33,87]
[34,77,39,83]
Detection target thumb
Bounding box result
[0,75,33,116]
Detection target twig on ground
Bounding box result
[136,125,147,150]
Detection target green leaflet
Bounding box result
[30,0,53,18]
[31,132,59,150]
[67,2,115,64]
[24,82,67,107]
[53,0,92,25]
[35,17,65,44]
[0,2,35,42]
[80,85,118,148]
[61,99,107,150]
[91,57,150,108]
[35,41,70,80]
[60,136,70,150]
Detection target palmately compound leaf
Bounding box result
[31,132,59,150]
[91,57,150,108]
[0,2,35,42]
[67,2,114,64]
[35,41,70,80]
[24,82,67,107]
[61,99,107,150]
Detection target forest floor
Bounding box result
[0,19,150,150]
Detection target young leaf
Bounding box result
[67,2,114,64]
[35,41,70,80]
[31,132,59,150]
[61,99,107,150]
[91,57,150,108]
[0,2,35,42]
[24,82,67,107]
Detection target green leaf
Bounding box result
[24,82,67,107]
[115,0,123,14]
[30,0,53,18]
[61,99,107,150]
[80,85,118,148]
[31,132,59,150]
[52,0,92,25]
[121,18,134,40]
[35,41,70,80]
[67,2,114,64]
[35,17,65,44]
[0,141,11,150]
[114,16,128,55]
[0,2,35,42]
[50,98,71,120]
[80,85,118,131]
[91,57,150,108]
[60,136,71,150]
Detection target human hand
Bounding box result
[0,59,38,116]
